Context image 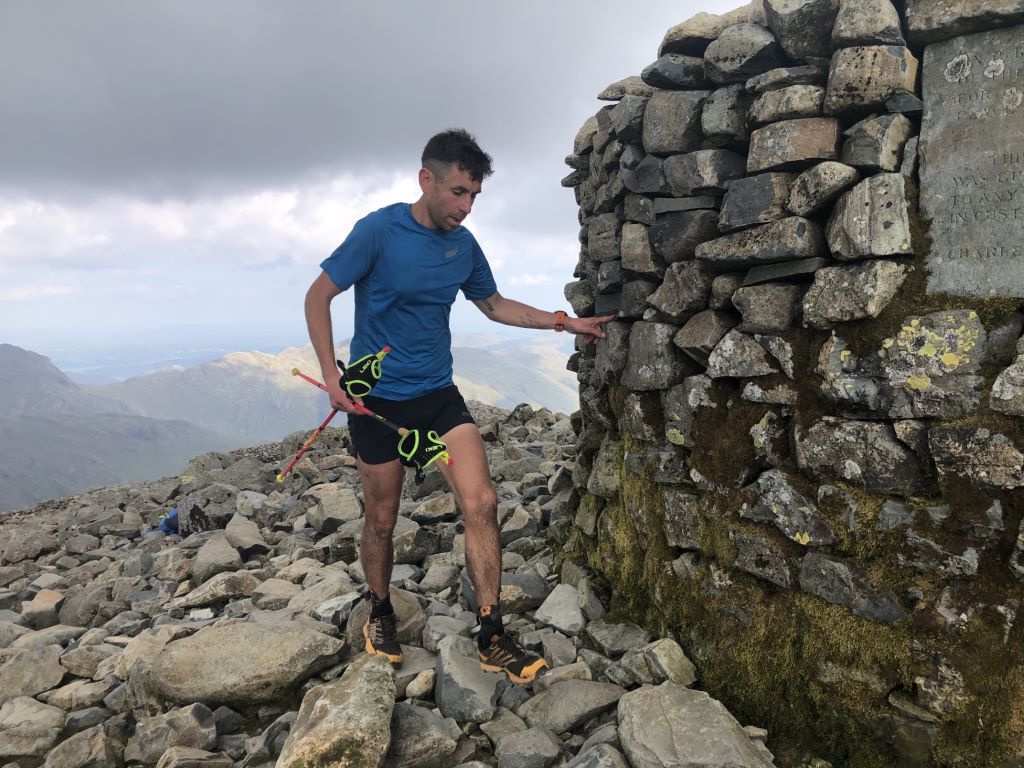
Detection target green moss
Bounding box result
[689,382,774,488]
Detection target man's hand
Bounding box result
[565,314,614,345]
[325,376,363,415]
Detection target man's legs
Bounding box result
[438,423,501,607]
[440,423,548,683]
[358,457,405,664]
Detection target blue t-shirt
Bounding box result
[320,203,497,399]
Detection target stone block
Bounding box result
[608,95,648,143]
[827,173,913,260]
[832,0,905,46]
[748,85,825,126]
[733,283,804,331]
[664,149,747,196]
[795,417,934,496]
[719,172,795,232]
[673,310,737,365]
[747,117,841,172]
[564,279,595,317]
[701,84,752,146]
[824,45,919,115]
[706,330,780,378]
[746,63,829,93]
[650,210,721,263]
[622,322,692,391]
[765,0,840,59]
[641,55,707,89]
[841,114,915,172]
[620,279,658,319]
[704,23,787,84]
[596,260,622,294]
[696,216,827,270]
[653,196,719,214]
[620,223,660,275]
[642,91,709,155]
[743,256,830,285]
[622,154,670,195]
[803,260,911,328]
[787,161,860,216]
[648,261,714,320]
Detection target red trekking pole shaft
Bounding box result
[291,368,409,435]
[275,408,338,483]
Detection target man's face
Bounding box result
[423,164,482,231]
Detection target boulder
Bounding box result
[702,85,752,145]
[618,684,773,768]
[436,635,502,723]
[517,680,626,733]
[276,654,396,768]
[384,701,459,768]
[146,623,344,706]
[0,697,65,761]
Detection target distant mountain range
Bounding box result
[0,334,579,512]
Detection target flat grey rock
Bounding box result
[618,684,773,768]
[517,680,626,733]
[147,623,344,706]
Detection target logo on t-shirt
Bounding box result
[444,248,458,259]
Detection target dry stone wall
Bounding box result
[562,1,1024,766]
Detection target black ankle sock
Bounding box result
[478,605,504,650]
[369,590,393,619]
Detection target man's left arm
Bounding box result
[472,291,613,344]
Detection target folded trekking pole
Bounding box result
[278,348,452,483]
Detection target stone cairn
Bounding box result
[562,1,1024,766]
[0,401,787,768]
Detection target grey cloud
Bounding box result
[0,0,737,200]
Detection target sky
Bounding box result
[0,0,740,362]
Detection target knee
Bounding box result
[462,487,498,524]
[362,510,397,541]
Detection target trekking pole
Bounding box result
[289,367,454,480]
[275,408,339,483]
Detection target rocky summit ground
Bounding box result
[0,402,798,768]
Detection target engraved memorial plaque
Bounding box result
[919,25,1024,297]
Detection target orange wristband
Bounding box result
[553,310,567,332]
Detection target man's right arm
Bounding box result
[304,271,361,414]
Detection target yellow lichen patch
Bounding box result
[940,352,962,367]
[795,531,811,546]
[907,375,932,391]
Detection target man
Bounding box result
[305,128,611,684]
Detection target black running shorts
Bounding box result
[348,385,475,465]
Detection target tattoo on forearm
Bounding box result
[482,298,495,312]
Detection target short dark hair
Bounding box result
[422,129,493,182]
